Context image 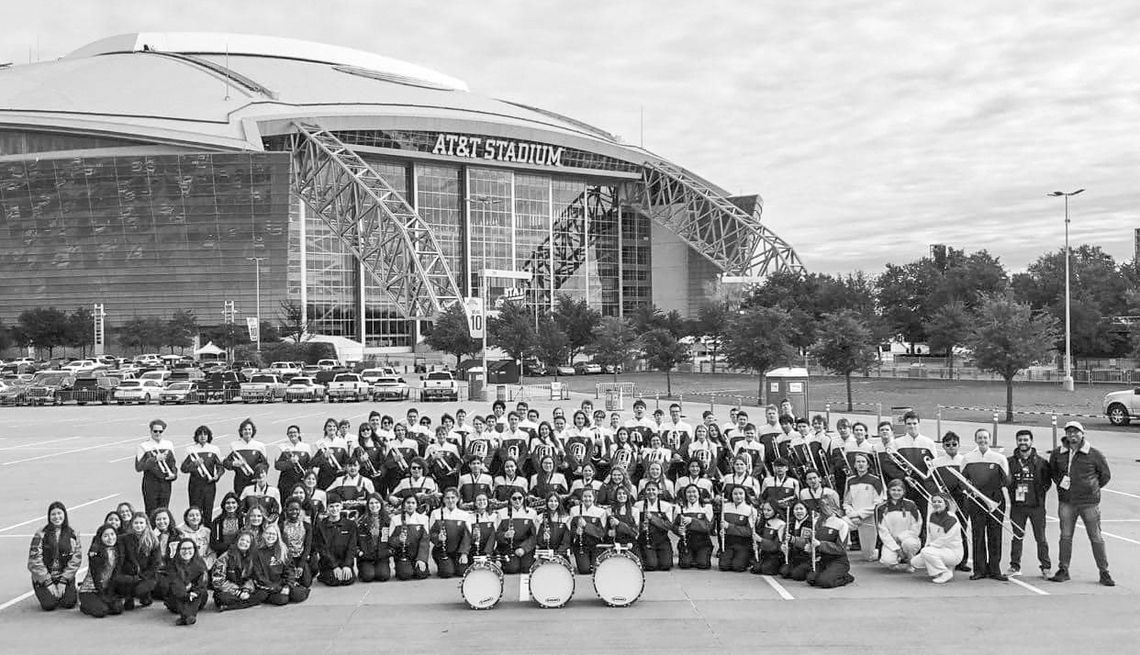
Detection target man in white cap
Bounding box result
[1047,421,1114,586]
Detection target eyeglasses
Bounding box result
[151,429,164,434]
[410,466,422,470]
[511,496,524,501]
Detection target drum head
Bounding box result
[593,551,645,607]
[529,559,576,608]
[461,563,504,610]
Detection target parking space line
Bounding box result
[107,454,136,463]
[1104,489,1140,501]
[761,575,795,600]
[1008,576,1049,596]
[0,437,139,466]
[0,534,34,538]
[0,493,119,533]
[0,566,87,612]
[1046,516,1140,546]
[0,436,81,451]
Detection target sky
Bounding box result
[2,0,1137,275]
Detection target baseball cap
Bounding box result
[1063,421,1084,432]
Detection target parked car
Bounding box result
[1104,387,1140,426]
[421,371,460,402]
[0,379,29,406]
[360,368,391,385]
[239,374,287,403]
[269,361,303,379]
[317,359,341,371]
[573,363,603,375]
[61,359,105,374]
[523,360,550,376]
[61,375,119,405]
[555,365,576,376]
[284,377,326,403]
[201,372,242,403]
[24,371,77,406]
[326,373,371,402]
[371,376,409,401]
[114,379,164,405]
[159,381,203,405]
[140,370,172,383]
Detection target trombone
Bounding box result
[944,466,1025,539]
[885,450,934,506]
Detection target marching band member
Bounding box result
[211,530,266,611]
[356,493,391,583]
[568,463,603,508]
[732,425,766,480]
[675,484,713,570]
[842,452,884,561]
[159,538,209,625]
[682,424,720,478]
[314,494,358,586]
[760,458,800,511]
[389,496,431,580]
[601,427,637,485]
[637,481,676,571]
[296,470,327,520]
[623,400,657,447]
[495,491,537,574]
[115,512,161,609]
[353,422,385,493]
[243,506,270,544]
[723,410,750,449]
[427,426,462,491]
[536,492,572,557]
[429,488,472,578]
[27,501,81,611]
[675,458,716,505]
[749,501,785,576]
[894,412,938,515]
[239,464,282,523]
[312,419,350,490]
[178,506,213,569]
[563,410,597,479]
[1007,429,1052,578]
[274,425,311,501]
[872,421,907,487]
[843,421,877,478]
[257,524,309,605]
[607,486,641,548]
[721,456,761,506]
[660,403,694,461]
[569,488,606,574]
[638,460,676,503]
[78,524,124,618]
[209,492,243,557]
[876,479,922,570]
[797,469,840,514]
[599,465,635,507]
[805,496,854,588]
[463,415,497,472]
[910,492,964,583]
[327,458,375,519]
[493,458,530,508]
[640,434,681,487]
[519,408,541,441]
[528,421,565,477]
[224,419,268,496]
[181,425,221,522]
[530,454,569,505]
[150,508,180,596]
[135,419,177,515]
[927,431,970,572]
[103,511,123,536]
[279,499,314,586]
[389,458,440,513]
[962,428,1010,581]
[458,457,494,510]
[718,486,755,572]
[493,412,530,476]
[467,493,498,564]
[780,501,814,581]
[116,503,136,531]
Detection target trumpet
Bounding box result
[190,451,211,480]
[291,452,306,478]
[155,450,175,479]
[231,450,255,477]
[944,466,1025,539]
[320,443,344,474]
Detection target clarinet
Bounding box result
[473,515,483,559]
[507,504,515,554]
[438,508,448,560]
[783,507,792,565]
[809,511,818,573]
[576,509,585,557]
[399,511,409,561]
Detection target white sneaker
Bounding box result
[933,571,953,584]
[1007,566,1022,577]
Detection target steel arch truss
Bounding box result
[637,160,804,277]
[288,123,462,318]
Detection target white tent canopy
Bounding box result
[193,341,225,358]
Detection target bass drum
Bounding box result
[592,548,645,607]
[460,557,504,610]
[528,554,576,608]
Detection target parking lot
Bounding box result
[0,396,1137,653]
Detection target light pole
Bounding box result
[1047,189,1084,392]
[247,257,265,352]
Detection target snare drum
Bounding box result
[592,548,645,607]
[528,554,576,608]
[460,557,504,610]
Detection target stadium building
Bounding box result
[0,33,803,354]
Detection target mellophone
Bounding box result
[459,544,645,610]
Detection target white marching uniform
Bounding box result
[910,511,964,580]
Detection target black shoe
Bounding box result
[186,616,197,626]
[955,563,971,573]
[1050,569,1070,582]
[138,597,153,608]
[1100,572,1116,587]
[176,617,187,626]
[123,598,135,611]
[989,573,1009,582]
[969,573,986,581]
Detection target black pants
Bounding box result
[113,574,156,603]
[358,559,391,582]
[33,581,77,611]
[79,591,123,618]
[750,552,783,576]
[780,555,812,581]
[215,588,267,610]
[641,540,674,571]
[188,478,217,523]
[572,547,598,575]
[677,540,712,570]
[1010,504,1050,569]
[807,555,853,588]
[163,590,207,619]
[717,537,751,572]
[433,550,461,578]
[142,477,172,516]
[265,585,310,605]
[393,558,430,580]
[968,501,1003,576]
[501,552,536,575]
[318,568,357,586]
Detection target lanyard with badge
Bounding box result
[1059,446,1074,491]
[1014,458,1030,503]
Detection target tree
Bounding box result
[17,307,69,358]
[278,300,311,344]
[65,307,94,358]
[588,316,638,382]
[553,295,600,362]
[117,316,168,353]
[422,304,480,367]
[966,292,1060,421]
[489,300,537,379]
[642,328,690,396]
[925,301,971,375]
[0,318,12,354]
[532,314,571,371]
[722,306,797,399]
[696,301,729,373]
[811,310,878,411]
[166,309,198,353]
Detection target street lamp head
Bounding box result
[1072,188,1085,195]
[1048,191,1063,196]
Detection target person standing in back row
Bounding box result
[1048,421,1114,586]
[136,419,177,515]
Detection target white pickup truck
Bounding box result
[326,372,371,402]
[421,371,460,402]
[239,374,287,403]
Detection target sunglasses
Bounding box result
[152,429,164,433]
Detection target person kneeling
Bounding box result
[258,525,310,604]
[160,538,209,625]
[779,502,814,581]
[876,480,921,570]
[212,531,267,611]
[389,496,431,580]
[28,501,81,612]
[316,494,358,586]
[79,524,126,618]
[805,496,854,588]
[910,493,964,584]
